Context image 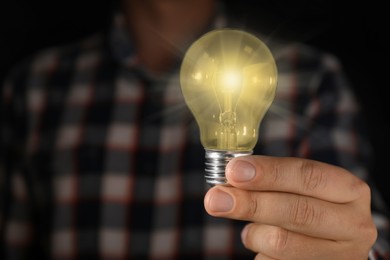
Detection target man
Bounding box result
[1,0,388,259]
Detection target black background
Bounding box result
[1,0,389,207]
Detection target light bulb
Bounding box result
[180,28,277,186]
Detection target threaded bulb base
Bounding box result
[205,149,253,186]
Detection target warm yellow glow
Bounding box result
[219,70,242,91]
[193,72,202,81]
[180,29,277,151]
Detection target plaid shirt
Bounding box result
[1,7,389,260]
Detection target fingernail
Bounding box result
[241,224,249,244]
[229,160,256,182]
[209,189,233,212]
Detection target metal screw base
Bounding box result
[205,149,253,186]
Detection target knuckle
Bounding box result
[247,193,260,218]
[364,221,378,247]
[266,226,289,252]
[289,196,323,228]
[352,178,371,199]
[356,209,378,247]
[269,162,282,187]
[242,224,290,258]
[300,160,327,192]
[354,218,378,254]
[367,223,378,247]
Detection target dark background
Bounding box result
[1,0,389,207]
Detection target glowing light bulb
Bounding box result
[180,29,277,186]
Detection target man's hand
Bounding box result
[204,156,377,259]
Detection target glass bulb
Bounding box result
[180,28,277,186]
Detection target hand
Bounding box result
[204,156,377,259]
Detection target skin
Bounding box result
[122,0,378,258]
[204,156,378,259]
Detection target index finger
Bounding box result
[225,155,366,203]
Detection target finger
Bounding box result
[225,156,367,203]
[242,223,348,260]
[253,252,278,260]
[204,186,372,241]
